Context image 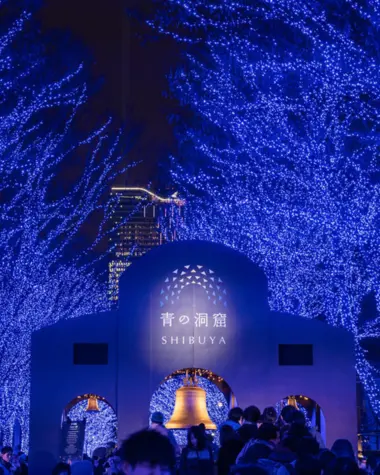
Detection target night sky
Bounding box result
[37,0,180,190]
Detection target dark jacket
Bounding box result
[269,446,296,465]
[237,424,258,445]
[236,439,275,465]
[180,447,213,475]
[219,421,241,446]
[94,464,104,475]
[149,425,180,457]
[269,446,296,474]
[0,459,12,475]
[217,438,244,475]
[19,464,28,475]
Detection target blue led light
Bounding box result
[0,4,130,449]
[68,400,118,457]
[154,1,380,416]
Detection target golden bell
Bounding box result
[287,396,299,409]
[166,384,216,430]
[85,395,100,413]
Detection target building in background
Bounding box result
[108,187,184,303]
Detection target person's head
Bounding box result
[259,407,277,425]
[1,447,12,463]
[198,423,206,434]
[281,405,297,424]
[292,410,306,427]
[120,429,175,475]
[256,423,279,444]
[228,407,244,425]
[52,462,71,475]
[187,426,205,450]
[150,412,164,429]
[331,439,356,460]
[288,421,310,439]
[332,457,360,474]
[243,406,261,424]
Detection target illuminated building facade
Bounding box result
[108,187,184,302]
[30,240,357,474]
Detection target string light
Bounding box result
[153,1,380,416]
[0,4,131,449]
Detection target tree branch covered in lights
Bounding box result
[152,1,380,413]
[0,1,131,448]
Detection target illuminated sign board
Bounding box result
[160,311,227,345]
[156,265,229,347]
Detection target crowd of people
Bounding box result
[1,405,379,475]
[48,405,380,475]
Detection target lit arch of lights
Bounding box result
[159,264,227,307]
[63,394,118,457]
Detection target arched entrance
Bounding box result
[277,395,326,447]
[63,394,118,457]
[150,368,235,446]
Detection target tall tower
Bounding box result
[108,187,184,303]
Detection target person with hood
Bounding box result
[237,406,260,445]
[150,412,180,457]
[219,408,243,446]
[236,423,279,465]
[235,424,290,475]
[269,434,297,469]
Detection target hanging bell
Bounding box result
[166,373,216,430]
[85,395,100,413]
[287,396,299,409]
